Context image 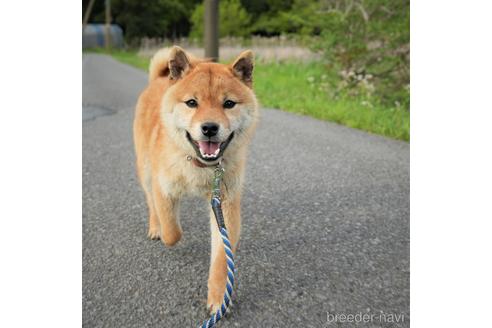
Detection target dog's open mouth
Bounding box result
[186,131,234,162]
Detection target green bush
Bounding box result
[292,0,410,110]
[190,0,252,39]
[249,0,410,111]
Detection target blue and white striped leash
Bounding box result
[199,164,236,328]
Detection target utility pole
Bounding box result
[204,0,219,61]
[83,0,96,31]
[105,0,112,50]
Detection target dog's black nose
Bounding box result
[201,122,219,137]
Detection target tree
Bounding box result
[83,0,201,40]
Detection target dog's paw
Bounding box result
[207,299,233,316]
[207,300,222,315]
[147,226,161,240]
[207,289,227,315]
[161,227,182,247]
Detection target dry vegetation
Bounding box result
[137,36,320,63]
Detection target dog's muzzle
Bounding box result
[186,131,235,162]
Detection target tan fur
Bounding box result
[134,46,258,312]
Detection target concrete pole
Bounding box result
[204,0,219,61]
[105,0,112,50]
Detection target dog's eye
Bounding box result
[185,99,198,108]
[223,100,236,109]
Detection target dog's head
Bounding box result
[161,46,258,165]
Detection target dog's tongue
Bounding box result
[198,141,220,155]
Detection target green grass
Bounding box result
[88,48,150,71]
[85,49,409,141]
[254,62,409,141]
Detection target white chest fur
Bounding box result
[157,160,243,200]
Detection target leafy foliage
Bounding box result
[249,0,410,110]
[83,0,200,40]
[317,0,410,110]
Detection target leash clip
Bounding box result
[211,162,225,228]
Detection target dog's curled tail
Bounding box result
[148,48,173,83]
[149,46,209,83]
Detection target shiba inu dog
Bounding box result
[133,46,258,312]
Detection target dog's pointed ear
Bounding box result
[168,46,191,80]
[231,50,254,86]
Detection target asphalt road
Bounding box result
[83,54,409,328]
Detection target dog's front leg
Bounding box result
[151,177,182,247]
[207,192,241,313]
